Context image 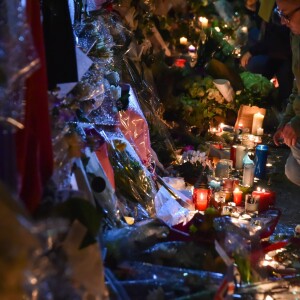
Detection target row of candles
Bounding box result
[193,117,272,212]
[210,111,265,137]
[193,183,276,213]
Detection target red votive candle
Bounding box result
[174,58,186,68]
[223,178,233,190]
[193,188,209,211]
[252,188,276,212]
[233,187,243,206]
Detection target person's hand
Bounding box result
[282,123,298,147]
[273,127,283,146]
[240,51,252,68]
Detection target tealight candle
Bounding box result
[199,17,209,28]
[241,26,248,33]
[180,36,188,45]
[188,44,196,53]
[233,187,243,206]
[252,112,264,135]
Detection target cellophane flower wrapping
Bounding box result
[118,84,152,166]
[123,57,177,166]
[0,0,39,122]
[103,130,157,217]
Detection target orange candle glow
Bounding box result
[233,188,243,206]
[193,188,209,211]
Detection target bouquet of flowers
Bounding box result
[174,148,209,185]
[107,138,156,217]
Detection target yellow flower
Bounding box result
[114,140,127,151]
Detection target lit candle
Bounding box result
[174,58,186,68]
[235,145,246,170]
[199,17,209,28]
[218,122,225,132]
[193,188,209,211]
[209,127,218,134]
[180,36,188,45]
[233,188,243,206]
[188,44,196,53]
[252,187,276,212]
[256,127,264,136]
[241,26,248,33]
[252,112,264,135]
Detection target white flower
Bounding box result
[110,85,122,101]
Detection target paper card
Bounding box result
[258,0,276,22]
[63,220,108,299]
[234,105,266,131]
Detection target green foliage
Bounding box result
[234,72,274,107]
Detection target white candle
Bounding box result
[199,17,208,28]
[257,127,264,136]
[180,37,188,45]
[188,44,196,52]
[241,26,248,33]
[235,145,246,169]
[252,112,264,134]
[242,163,254,187]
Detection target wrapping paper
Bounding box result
[118,85,152,166]
[95,142,116,189]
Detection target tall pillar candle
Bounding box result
[235,145,246,170]
[242,163,255,187]
[252,112,264,135]
[230,145,237,168]
[254,144,268,179]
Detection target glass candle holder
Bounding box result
[193,188,209,211]
[254,145,269,179]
